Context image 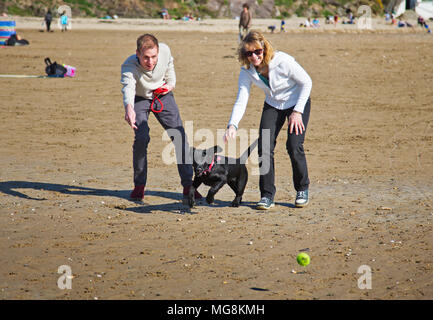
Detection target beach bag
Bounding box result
[62,64,76,77]
[44,57,67,77]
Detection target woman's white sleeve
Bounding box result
[289,60,312,113]
[228,70,251,128]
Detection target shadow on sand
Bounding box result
[0,180,268,214]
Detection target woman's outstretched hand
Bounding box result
[223,125,237,143]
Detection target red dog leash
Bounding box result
[150,86,168,113]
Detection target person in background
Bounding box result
[60,11,68,32]
[224,31,313,210]
[349,12,354,24]
[5,33,29,46]
[418,15,431,33]
[161,8,170,20]
[391,11,397,25]
[44,9,52,32]
[239,3,252,41]
[299,17,311,28]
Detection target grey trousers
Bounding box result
[133,92,193,188]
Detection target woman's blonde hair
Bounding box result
[237,30,275,69]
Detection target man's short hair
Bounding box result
[243,3,249,9]
[137,34,159,52]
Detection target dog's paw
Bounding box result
[206,195,214,204]
[231,201,240,207]
[188,196,196,208]
[231,196,242,207]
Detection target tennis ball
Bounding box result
[297,253,310,266]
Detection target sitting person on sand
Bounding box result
[299,18,311,28]
[6,33,29,46]
[418,16,431,33]
[398,20,413,28]
[161,8,170,20]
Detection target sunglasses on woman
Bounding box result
[244,48,263,57]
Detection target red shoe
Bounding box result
[130,185,145,200]
[183,186,202,199]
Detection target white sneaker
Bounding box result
[256,197,275,210]
[295,190,309,207]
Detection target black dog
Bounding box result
[188,139,258,208]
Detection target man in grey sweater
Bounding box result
[121,34,201,201]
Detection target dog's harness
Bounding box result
[199,155,221,177]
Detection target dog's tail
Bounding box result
[239,138,258,164]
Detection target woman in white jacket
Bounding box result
[224,30,312,210]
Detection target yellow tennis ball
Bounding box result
[297,253,310,266]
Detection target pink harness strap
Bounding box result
[201,156,221,176]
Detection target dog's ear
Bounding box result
[213,145,223,154]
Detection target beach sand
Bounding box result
[0,18,432,299]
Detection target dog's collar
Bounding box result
[200,155,221,176]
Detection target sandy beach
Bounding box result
[0,17,432,300]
